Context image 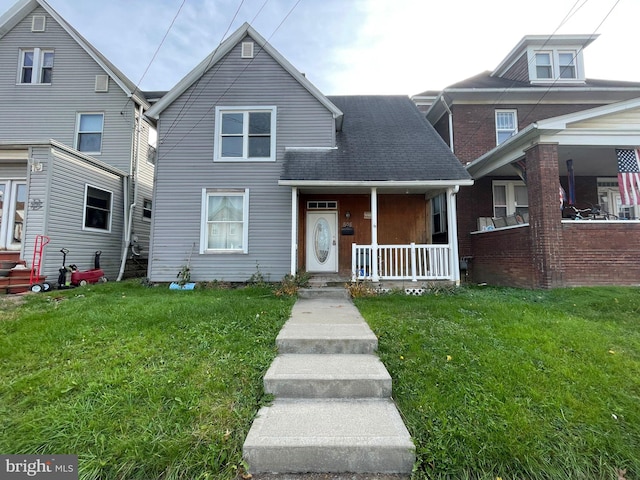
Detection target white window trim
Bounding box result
[75,112,104,155]
[82,184,113,233]
[495,109,518,146]
[528,47,585,83]
[142,198,152,222]
[200,188,249,254]
[214,106,277,162]
[558,51,577,79]
[17,48,54,85]
[492,180,528,217]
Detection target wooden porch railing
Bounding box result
[351,243,452,282]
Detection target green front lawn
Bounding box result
[2,282,639,479]
[0,281,295,480]
[356,286,640,480]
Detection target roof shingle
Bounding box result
[281,95,470,183]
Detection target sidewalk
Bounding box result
[243,289,415,475]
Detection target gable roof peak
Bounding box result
[145,22,343,127]
[0,0,148,107]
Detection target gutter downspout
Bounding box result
[447,185,460,285]
[441,96,454,153]
[117,103,143,281]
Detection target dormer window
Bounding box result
[558,52,576,79]
[530,48,581,82]
[535,52,552,79]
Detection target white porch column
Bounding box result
[290,187,298,275]
[447,186,461,285]
[371,187,379,282]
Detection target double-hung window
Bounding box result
[214,107,276,161]
[76,113,104,154]
[558,52,576,79]
[19,48,54,84]
[495,110,518,145]
[535,52,553,79]
[201,189,249,253]
[531,49,580,82]
[493,181,528,218]
[83,185,112,232]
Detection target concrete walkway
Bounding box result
[243,288,415,474]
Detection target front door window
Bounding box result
[306,211,337,272]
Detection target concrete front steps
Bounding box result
[243,289,415,474]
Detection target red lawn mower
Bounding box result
[57,248,107,288]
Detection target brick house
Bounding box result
[415,34,640,288]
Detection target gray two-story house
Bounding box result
[145,23,472,285]
[0,0,156,290]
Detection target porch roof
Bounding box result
[280,96,472,186]
[466,97,640,178]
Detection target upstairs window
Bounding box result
[495,110,518,145]
[214,107,276,161]
[76,113,104,154]
[531,49,581,82]
[19,48,54,84]
[559,52,576,79]
[535,52,553,79]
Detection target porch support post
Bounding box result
[290,187,298,276]
[371,187,379,282]
[525,143,564,288]
[447,186,461,285]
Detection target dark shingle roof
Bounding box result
[448,71,640,89]
[281,95,470,183]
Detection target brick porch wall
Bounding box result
[561,222,640,286]
[470,226,535,288]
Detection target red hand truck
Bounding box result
[30,235,51,293]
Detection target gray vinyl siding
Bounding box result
[149,36,335,282]
[23,145,125,282]
[130,118,154,259]
[21,146,49,263]
[0,5,136,172]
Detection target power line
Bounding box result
[451,0,623,160]
[120,0,187,113]
[158,0,304,159]
[160,0,247,141]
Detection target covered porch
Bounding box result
[465,98,640,288]
[284,184,467,284]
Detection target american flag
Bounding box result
[615,149,640,205]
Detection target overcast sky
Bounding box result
[1,0,639,95]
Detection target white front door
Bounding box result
[0,180,27,250]
[306,211,338,272]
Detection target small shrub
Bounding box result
[200,279,232,290]
[345,281,378,298]
[275,270,311,297]
[248,262,270,287]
